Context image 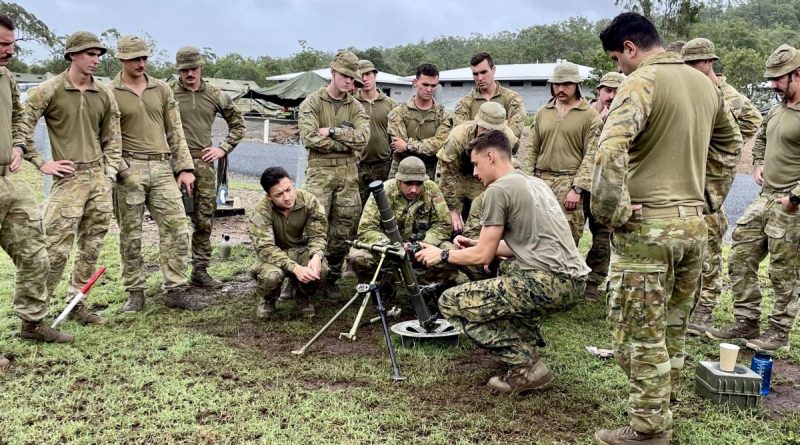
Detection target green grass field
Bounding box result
[1,164,798,444]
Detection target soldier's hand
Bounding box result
[40,160,75,177]
[308,254,323,276]
[293,264,320,283]
[9,146,23,172]
[453,235,476,249]
[318,127,330,137]
[177,171,195,196]
[754,165,764,186]
[776,196,799,213]
[564,190,581,210]
[415,242,442,267]
[391,137,407,153]
[201,146,226,163]
[450,209,464,232]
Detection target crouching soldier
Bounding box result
[348,156,458,298]
[249,167,329,319]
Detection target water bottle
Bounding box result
[219,235,232,259]
[750,351,773,396]
[217,183,228,206]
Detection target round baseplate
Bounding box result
[390,319,459,348]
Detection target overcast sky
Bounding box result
[20,0,622,63]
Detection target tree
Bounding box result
[0,2,57,47]
[615,0,704,38]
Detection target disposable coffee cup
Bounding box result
[719,343,740,372]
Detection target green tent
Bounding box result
[249,71,329,107]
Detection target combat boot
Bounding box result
[191,265,222,288]
[594,426,670,444]
[277,280,295,302]
[122,290,145,313]
[19,320,74,343]
[487,358,554,394]
[324,280,342,301]
[256,297,277,319]
[686,305,714,336]
[746,327,790,352]
[68,302,106,324]
[0,355,10,372]
[584,282,601,301]
[705,319,759,341]
[296,294,315,319]
[164,287,209,311]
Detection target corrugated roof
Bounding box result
[401,62,594,82]
[266,68,411,85]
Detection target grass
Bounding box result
[1,164,798,444]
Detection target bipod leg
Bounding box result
[340,253,388,341]
[291,291,362,356]
[371,284,406,381]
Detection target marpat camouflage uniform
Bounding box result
[387,97,452,180]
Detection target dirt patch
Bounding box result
[269,124,300,145]
[301,378,361,391]
[763,359,800,418]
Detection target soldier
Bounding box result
[355,59,397,205]
[110,35,197,312]
[680,38,762,336]
[387,63,452,180]
[592,13,741,445]
[170,46,245,290]
[20,31,121,325]
[298,49,369,300]
[437,101,518,232]
[582,72,625,300]
[706,44,800,352]
[348,156,457,292]
[0,14,72,372]
[522,62,602,246]
[453,52,525,154]
[415,130,589,394]
[249,166,328,319]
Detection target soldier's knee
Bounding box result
[438,288,460,318]
[252,266,285,292]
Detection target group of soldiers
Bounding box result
[1,10,799,444]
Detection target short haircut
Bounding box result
[468,130,511,157]
[599,12,662,53]
[0,14,15,31]
[415,63,439,79]
[260,166,291,193]
[470,52,494,68]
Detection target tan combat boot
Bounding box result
[19,320,74,343]
[594,426,670,444]
[122,290,145,313]
[705,318,760,341]
[686,305,714,336]
[68,302,106,324]
[487,357,554,394]
[746,327,791,352]
[0,355,10,372]
[164,287,208,311]
[256,297,277,319]
[191,265,222,288]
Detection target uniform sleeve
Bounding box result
[423,183,453,247]
[590,73,654,227]
[521,110,542,174]
[791,181,800,197]
[216,89,245,153]
[357,195,390,245]
[573,111,602,191]
[249,203,298,273]
[163,85,194,173]
[452,96,472,127]
[298,95,349,154]
[304,195,328,258]
[436,131,465,211]
[705,93,744,214]
[387,105,407,142]
[736,95,762,142]
[752,106,774,166]
[330,100,370,159]
[463,191,484,239]
[505,92,526,139]
[415,109,452,157]
[100,88,122,179]
[480,186,507,227]
[19,84,49,168]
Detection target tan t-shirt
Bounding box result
[481,169,589,278]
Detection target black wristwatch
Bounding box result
[328,127,336,137]
[790,193,800,205]
[440,249,450,264]
[572,186,584,194]
[406,143,414,152]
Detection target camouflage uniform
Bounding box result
[452,82,525,153]
[355,60,397,205]
[0,66,50,322]
[110,36,194,295]
[298,50,370,286]
[21,64,122,300]
[592,51,741,435]
[249,189,329,302]
[387,96,452,180]
[170,47,245,273]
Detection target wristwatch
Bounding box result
[328,127,336,137]
[406,143,415,152]
[440,249,450,264]
[572,186,584,194]
[790,193,800,205]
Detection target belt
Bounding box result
[761,188,789,198]
[359,158,390,167]
[73,160,103,171]
[631,205,704,220]
[308,157,356,167]
[190,150,205,159]
[534,169,577,177]
[123,151,171,161]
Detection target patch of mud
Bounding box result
[763,359,800,418]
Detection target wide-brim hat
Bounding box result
[330,50,363,87]
[548,62,583,84]
[176,46,205,70]
[475,101,508,132]
[681,38,719,62]
[396,156,428,182]
[64,31,107,61]
[597,72,625,89]
[116,35,150,60]
[764,44,800,78]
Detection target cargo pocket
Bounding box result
[21,207,45,235]
[764,223,785,240]
[60,206,84,219]
[608,263,667,339]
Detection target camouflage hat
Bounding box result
[358,59,377,75]
[597,72,625,89]
[330,50,363,87]
[548,62,582,84]
[665,40,686,53]
[396,156,428,182]
[176,46,205,70]
[681,38,719,62]
[64,31,106,61]
[116,35,150,60]
[764,44,800,78]
[475,102,508,132]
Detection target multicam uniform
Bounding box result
[452,83,525,153]
[591,51,741,435]
[21,69,121,299]
[355,89,396,205]
[387,97,452,180]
